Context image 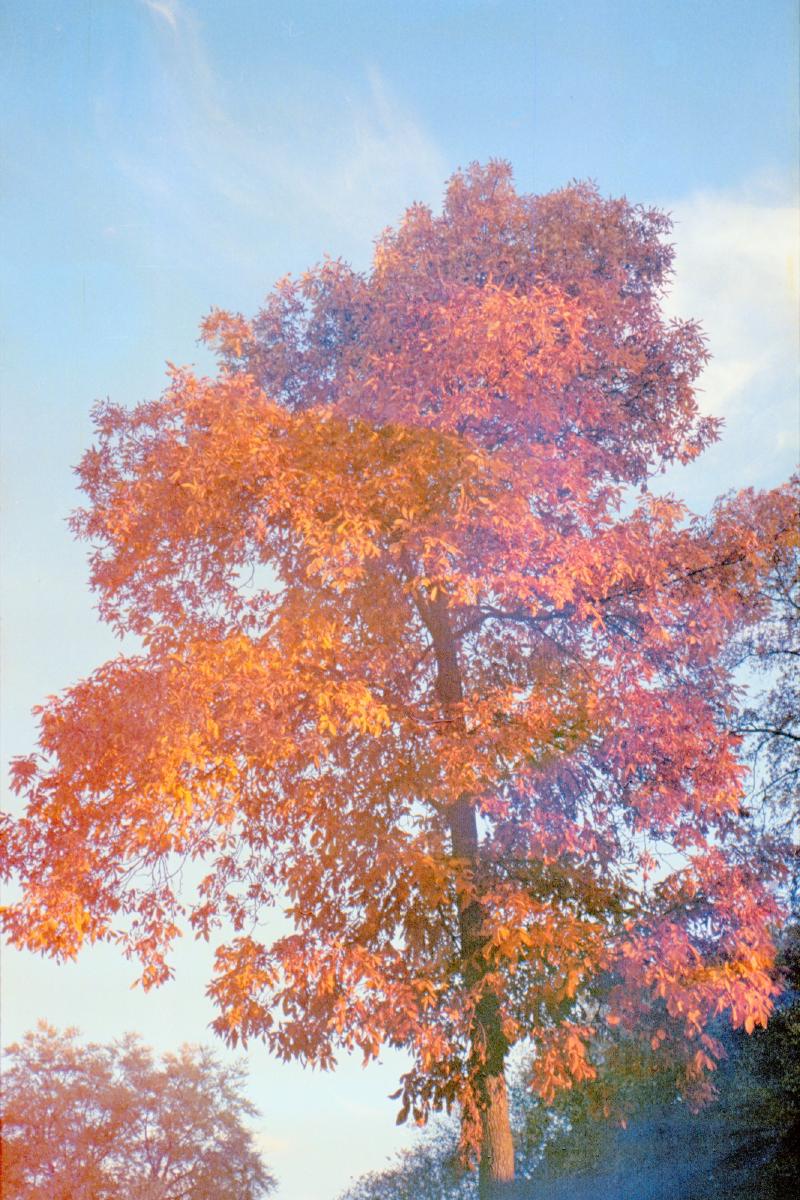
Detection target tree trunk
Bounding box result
[479,1073,516,1197]
[415,589,516,1195]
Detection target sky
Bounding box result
[1,1,798,1197]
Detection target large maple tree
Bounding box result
[3,163,796,1196]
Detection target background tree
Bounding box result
[335,1121,472,1200]
[521,924,800,1200]
[2,163,795,1196]
[735,494,800,907]
[0,1024,275,1200]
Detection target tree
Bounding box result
[0,1023,275,1199]
[335,1122,473,1200]
[736,499,800,907]
[2,162,796,1196]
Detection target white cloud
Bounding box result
[654,181,799,501]
[663,184,799,421]
[253,1127,291,1158]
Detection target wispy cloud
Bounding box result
[140,0,180,31]
[122,1,447,275]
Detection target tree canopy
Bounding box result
[2,162,796,1194]
[0,1024,274,1200]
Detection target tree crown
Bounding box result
[1,1023,275,1200]
[3,163,796,1147]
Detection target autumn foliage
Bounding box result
[1,1024,274,1199]
[2,163,796,1192]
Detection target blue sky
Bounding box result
[1,2,798,1197]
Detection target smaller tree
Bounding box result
[335,1124,472,1200]
[0,1024,275,1200]
[736,491,800,906]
